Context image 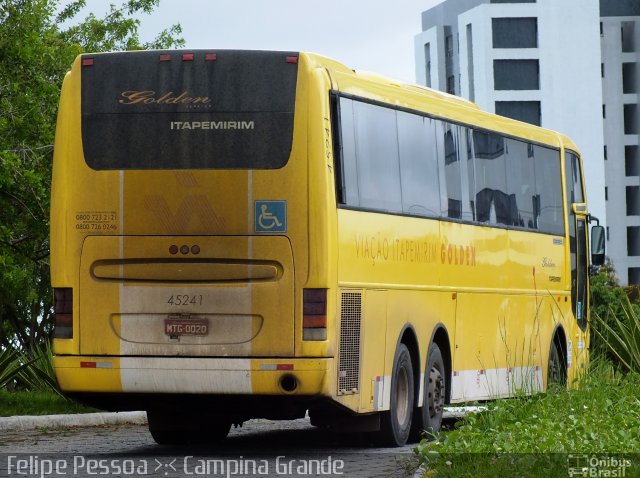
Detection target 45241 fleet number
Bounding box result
[167,295,203,306]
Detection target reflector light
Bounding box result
[182,53,194,61]
[303,288,327,341]
[303,315,326,328]
[285,56,298,64]
[303,289,326,306]
[191,245,201,255]
[82,58,94,67]
[55,314,72,327]
[205,53,217,61]
[53,288,73,339]
[159,54,171,62]
[54,288,73,314]
[81,362,96,368]
[180,245,189,254]
[303,301,325,316]
[277,364,294,371]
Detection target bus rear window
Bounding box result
[80,50,298,170]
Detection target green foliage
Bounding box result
[0,0,183,351]
[589,262,640,367]
[416,365,640,476]
[15,340,59,392]
[1,341,59,393]
[591,298,640,373]
[0,389,97,416]
[0,346,23,389]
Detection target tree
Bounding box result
[0,0,184,350]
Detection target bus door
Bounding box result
[565,152,588,331]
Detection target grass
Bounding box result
[0,389,99,417]
[416,360,640,477]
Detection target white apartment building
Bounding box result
[414,0,636,281]
[600,0,640,285]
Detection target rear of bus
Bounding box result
[51,50,336,442]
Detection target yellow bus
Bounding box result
[51,50,605,446]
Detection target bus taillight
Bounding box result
[303,289,327,341]
[53,288,73,339]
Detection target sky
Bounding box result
[77,0,443,84]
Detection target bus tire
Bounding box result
[547,338,567,389]
[379,343,414,447]
[417,343,446,440]
[147,411,231,445]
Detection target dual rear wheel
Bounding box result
[380,342,447,446]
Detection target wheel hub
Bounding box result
[428,366,445,417]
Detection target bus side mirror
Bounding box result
[591,225,605,266]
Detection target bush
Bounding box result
[589,262,640,365]
[0,342,59,393]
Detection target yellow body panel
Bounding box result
[52,51,590,416]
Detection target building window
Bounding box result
[467,24,475,102]
[600,21,604,36]
[605,186,609,201]
[607,226,610,241]
[424,43,432,88]
[494,59,539,90]
[495,101,541,126]
[623,63,637,93]
[604,145,608,160]
[445,34,454,58]
[601,63,605,78]
[603,104,606,118]
[624,104,638,134]
[447,75,456,95]
[628,227,640,256]
[622,21,636,52]
[492,18,538,48]
[628,186,640,215]
[630,268,640,285]
[626,145,639,176]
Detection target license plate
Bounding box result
[165,317,209,336]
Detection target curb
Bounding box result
[0,411,147,432]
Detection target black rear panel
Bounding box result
[81,50,298,170]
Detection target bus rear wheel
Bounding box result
[414,343,446,441]
[147,410,231,445]
[379,343,414,447]
[547,338,567,389]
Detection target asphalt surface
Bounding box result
[0,414,427,478]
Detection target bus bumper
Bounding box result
[53,356,331,396]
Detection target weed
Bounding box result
[416,366,640,476]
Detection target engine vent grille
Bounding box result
[338,291,362,395]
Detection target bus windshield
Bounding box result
[80,50,298,170]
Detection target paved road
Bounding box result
[0,417,422,478]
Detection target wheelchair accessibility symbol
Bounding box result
[255,200,287,233]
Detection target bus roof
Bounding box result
[303,52,579,154]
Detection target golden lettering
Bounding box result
[119,90,211,105]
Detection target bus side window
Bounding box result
[469,130,509,226]
[438,122,463,219]
[505,137,536,229]
[337,97,360,207]
[352,101,402,213]
[397,111,440,217]
[533,145,564,236]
